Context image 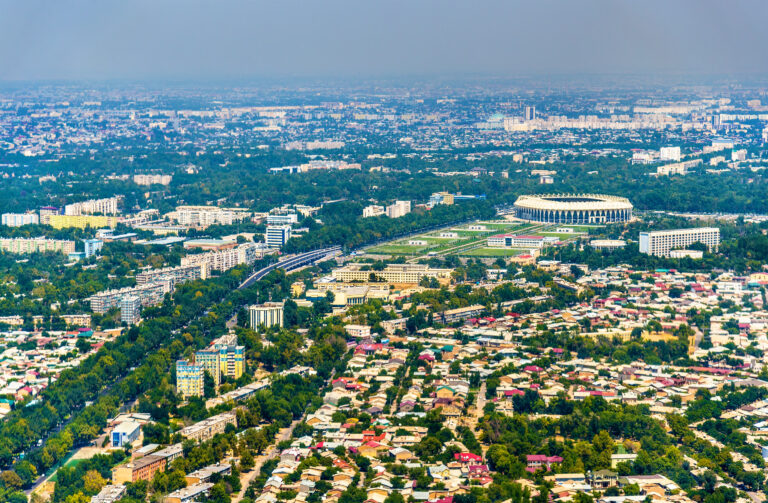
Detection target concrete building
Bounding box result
[112,455,166,484]
[111,420,141,447]
[165,483,214,503]
[91,485,127,503]
[266,225,291,248]
[428,192,454,207]
[331,264,453,284]
[49,215,119,229]
[89,283,167,314]
[514,194,633,224]
[136,263,209,288]
[65,197,120,216]
[133,174,172,186]
[1,213,39,227]
[386,200,411,218]
[249,302,284,329]
[660,146,681,161]
[181,243,268,272]
[176,360,204,398]
[639,228,720,257]
[487,234,558,249]
[0,237,75,255]
[120,296,142,325]
[179,411,237,442]
[168,206,250,229]
[363,205,385,218]
[266,213,298,225]
[84,238,103,258]
[589,239,627,251]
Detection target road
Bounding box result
[231,415,305,503]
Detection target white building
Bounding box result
[660,146,681,161]
[84,238,103,258]
[487,234,558,249]
[1,213,39,227]
[249,302,284,329]
[181,243,267,272]
[386,200,411,219]
[120,296,142,325]
[639,228,720,257]
[267,213,299,225]
[168,206,250,229]
[363,205,385,218]
[266,225,291,248]
[65,197,121,216]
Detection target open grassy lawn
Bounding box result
[460,247,525,257]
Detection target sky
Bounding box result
[0,0,767,82]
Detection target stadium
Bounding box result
[513,194,633,224]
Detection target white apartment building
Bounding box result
[249,302,284,329]
[2,213,39,227]
[639,227,720,257]
[133,174,172,186]
[65,197,121,216]
[180,243,267,271]
[659,146,681,161]
[168,206,250,228]
[363,205,385,218]
[386,200,411,219]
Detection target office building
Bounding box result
[120,296,142,325]
[332,263,453,284]
[428,192,454,207]
[0,237,76,255]
[84,238,103,258]
[386,200,411,218]
[111,421,141,447]
[49,215,119,229]
[249,302,284,329]
[639,228,720,257]
[65,197,121,216]
[176,360,204,398]
[266,213,298,225]
[487,234,559,249]
[266,225,291,248]
[2,213,39,227]
[525,106,536,121]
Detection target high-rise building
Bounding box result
[167,206,250,229]
[385,200,411,219]
[266,213,298,225]
[65,197,121,216]
[639,228,720,257]
[176,360,204,398]
[524,106,536,121]
[249,302,284,329]
[362,205,385,218]
[84,239,104,258]
[660,146,682,161]
[195,350,222,387]
[2,213,39,227]
[39,206,61,225]
[265,225,291,248]
[120,296,142,325]
[136,263,209,288]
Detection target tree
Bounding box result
[83,469,106,494]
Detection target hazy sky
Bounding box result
[0,0,766,82]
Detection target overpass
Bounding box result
[238,246,342,290]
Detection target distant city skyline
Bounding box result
[1,0,767,81]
